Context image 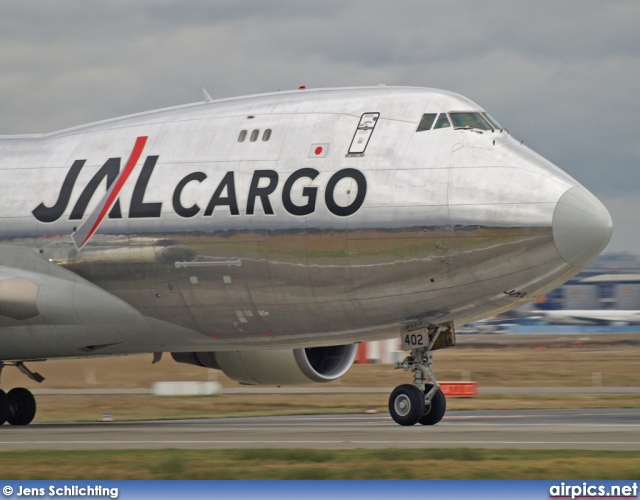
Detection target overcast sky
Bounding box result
[1,1,638,253]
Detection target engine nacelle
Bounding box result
[171,344,358,385]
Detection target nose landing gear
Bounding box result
[388,325,453,426]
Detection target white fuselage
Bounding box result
[0,86,612,361]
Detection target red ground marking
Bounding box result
[315,146,323,155]
[439,382,478,397]
[265,331,275,339]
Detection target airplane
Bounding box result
[0,85,612,426]
[533,309,640,325]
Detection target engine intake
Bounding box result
[171,344,358,385]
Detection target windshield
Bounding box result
[483,113,502,129]
[450,112,492,131]
[416,113,436,132]
[433,113,450,129]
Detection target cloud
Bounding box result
[0,0,637,250]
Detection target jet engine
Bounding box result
[171,344,358,385]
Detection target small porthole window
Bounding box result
[238,130,247,142]
[262,129,272,141]
[250,129,259,142]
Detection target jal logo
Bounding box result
[32,137,367,248]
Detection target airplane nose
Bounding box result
[552,186,613,267]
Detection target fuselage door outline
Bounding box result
[347,112,380,156]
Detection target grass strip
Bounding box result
[1,449,639,479]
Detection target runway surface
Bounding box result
[32,386,640,395]
[1,409,640,451]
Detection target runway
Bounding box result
[1,409,640,451]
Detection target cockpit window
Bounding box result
[416,113,436,132]
[450,112,492,130]
[483,113,502,130]
[433,113,451,129]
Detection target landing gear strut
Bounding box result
[0,361,42,426]
[388,324,454,426]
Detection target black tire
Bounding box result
[419,384,446,425]
[0,390,9,425]
[389,384,425,426]
[7,387,36,426]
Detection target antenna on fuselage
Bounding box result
[202,87,213,103]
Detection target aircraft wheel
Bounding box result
[0,390,9,425]
[7,387,36,426]
[419,384,446,425]
[389,384,425,426]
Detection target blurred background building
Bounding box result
[357,253,640,364]
[536,253,640,311]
